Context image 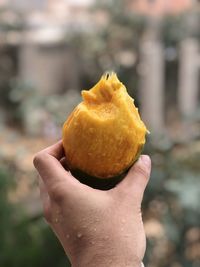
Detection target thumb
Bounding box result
[116,155,151,205]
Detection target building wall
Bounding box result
[127,0,193,16]
[19,43,80,94]
[9,0,47,10]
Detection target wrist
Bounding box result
[71,240,141,267]
[72,255,140,267]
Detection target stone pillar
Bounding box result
[178,38,199,118]
[19,43,38,90]
[139,38,165,135]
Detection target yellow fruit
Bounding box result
[62,72,148,189]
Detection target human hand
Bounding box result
[33,141,151,267]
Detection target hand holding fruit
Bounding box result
[34,72,151,266]
[33,141,151,267]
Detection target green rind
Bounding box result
[71,169,127,190]
[70,144,144,190]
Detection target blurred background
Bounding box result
[0,0,199,266]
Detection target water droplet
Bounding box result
[66,234,70,239]
[54,218,59,223]
[90,241,95,245]
[56,209,61,215]
[77,232,83,238]
[94,228,97,232]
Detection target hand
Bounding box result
[33,141,151,267]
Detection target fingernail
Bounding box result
[140,155,151,168]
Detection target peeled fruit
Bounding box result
[62,72,148,189]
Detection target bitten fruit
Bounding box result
[62,72,148,189]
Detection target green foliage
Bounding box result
[0,168,70,267]
[162,12,200,45]
[143,143,200,267]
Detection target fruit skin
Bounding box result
[62,72,148,189]
[70,144,144,190]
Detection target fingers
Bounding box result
[115,155,151,205]
[39,140,64,159]
[33,141,65,182]
[60,157,69,171]
[33,141,79,197]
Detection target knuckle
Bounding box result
[49,183,65,203]
[133,163,149,179]
[33,152,43,168]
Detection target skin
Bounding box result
[33,141,151,267]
